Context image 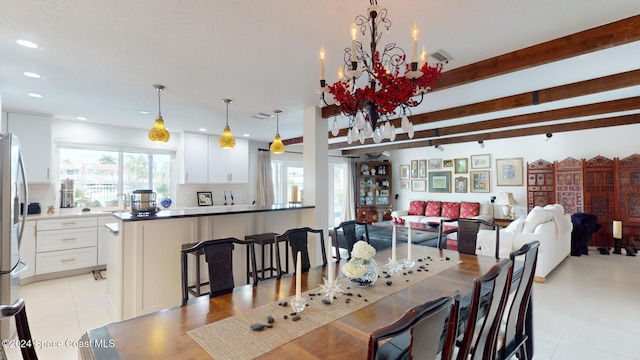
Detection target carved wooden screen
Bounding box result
[527,159,555,212]
[617,153,640,249]
[583,156,615,247]
[554,157,584,214]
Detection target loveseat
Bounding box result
[391,200,493,226]
[477,204,572,282]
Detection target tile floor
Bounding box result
[4,248,640,359]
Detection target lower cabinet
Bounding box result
[19,221,37,281]
[36,247,98,274]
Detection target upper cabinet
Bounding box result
[5,112,53,183]
[180,131,248,184]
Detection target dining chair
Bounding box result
[456,258,513,360]
[274,227,327,280]
[181,237,257,305]
[0,298,38,360]
[439,218,498,256]
[332,220,370,261]
[368,296,457,360]
[497,241,540,360]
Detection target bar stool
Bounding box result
[244,232,286,282]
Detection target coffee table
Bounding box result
[372,220,458,249]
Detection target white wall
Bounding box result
[388,123,640,217]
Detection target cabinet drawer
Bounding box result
[36,247,97,274]
[37,217,97,231]
[37,227,98,252]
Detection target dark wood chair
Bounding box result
[181,237,257,305]
[497,241,540,360]
[0,298,38,360]
[274,227,327,280]
[368,296,459,360]
[439,218,499,257]
[456,258,513,360]
[332,220,370,261]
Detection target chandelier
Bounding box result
[318,0,443,144]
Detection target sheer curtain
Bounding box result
[341,157,356,221]
[256,150,275,206]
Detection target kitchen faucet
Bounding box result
[117,193,129,210]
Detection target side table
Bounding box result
[493,217,514,228]
[244,232,287,283]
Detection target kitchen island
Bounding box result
[107,204,316,320]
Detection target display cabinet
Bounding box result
[355,161,392,223]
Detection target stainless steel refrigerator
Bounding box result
[0,134,28,341]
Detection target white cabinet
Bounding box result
[19,221,36,281]
[35,217,98,275]
[181,131,249,184]
[104,222,122,320]
[97,216,114,266]
[5,112,52,183]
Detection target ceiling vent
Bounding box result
[430,49,453,63]
[252,112,273,120]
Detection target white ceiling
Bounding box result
[1,0,639,146]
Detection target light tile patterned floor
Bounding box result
[4,248,640,359]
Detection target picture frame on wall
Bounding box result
[411,179,426,192]
[428,171,451,193]
[197,191,213,206]
[418,160,427,178]
[454,177,467,193]
[496,157,524,186]
[399,165,410,180]
[470,171,490,193]
[428,158,442,170]
[471,154,491,169]
[443,159,453,168]
[400,180,410,190]
[454,158,468,174]
[410,160,418,178]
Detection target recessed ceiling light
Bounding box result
[23,72,42,79]
[243,134,250,137]
[27,93,43,98]
[77,116,87,120]
[16,39,43,49]
[199,128,207,132]
[138,110,150,114]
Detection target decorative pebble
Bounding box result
[265,323,273,328]
[344,292,353,296]
[445,257,450,261]
[309,293,316,296]
[357,294,362,298]
[384,274,391,278]
[347,286,351,289]
[250,323,265,331]
[267,316,275,324]
[345,298,351,303]
[406,279,410,282]
[321,299,331,305]
[417,269,422,272]
[407,270,413,274]
[290,312,297,316]
[291,315,301,321]
[418,258,423,262]
[364,299,368,302]
[279,301,288,306]
[403,272,407,275]
[283,315,288,319]
[386,281,392,286]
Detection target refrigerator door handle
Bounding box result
[17,151,28,248]
[12,259,28,277]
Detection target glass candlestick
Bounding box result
[403,257,416,269]
[385,258,404,276]
[290,296,307,312]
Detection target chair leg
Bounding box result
[181,253,188,306]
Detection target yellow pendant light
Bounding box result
[218,98,236,149]
[148,84,170,142]
[270,110,285,154]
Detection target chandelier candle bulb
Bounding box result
[613,221,622,239]
[420,45,427,67]
[351,23,357,62]
[411,23,418,63]
[392,225,397,262]
[296,251,302,302]
[319,46,326,81]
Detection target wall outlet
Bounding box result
[490,196,496,203]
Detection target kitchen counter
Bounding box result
[24,209,116,220]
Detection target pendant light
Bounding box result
[148,84,170,142]
[218,98,236,149]
[270,110,285,154]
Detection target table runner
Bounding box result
[188,254,460,360]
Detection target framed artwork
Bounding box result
[496,157,524,186]
[454,158,468,174]
[410,160,418,178]
[428,158,442,170]
[197,191,213,206]
[428,171,451,193]
[411,179,426,192]
[399,165,410,180]
[418,160,427,178]
[470,171,490,193]
[454,177,468,193]
[471,154,491,169]
[379,189,389,197]
[443,159,453,168]
[400,180,410,190]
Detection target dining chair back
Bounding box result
[181,237,257,305]
[0,298,38,360]
[456,258,513,360]
[332,220,370,261]
[368,296,455,360]
[498,241,540,360]
[275,227,327,280]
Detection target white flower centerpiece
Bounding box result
[342,241,379,287]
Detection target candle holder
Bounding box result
[385,258,404,276]
[290,296,308,312]
[319,277,343,302]
[403,257,416,269]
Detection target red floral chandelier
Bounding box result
[319,0,443,144]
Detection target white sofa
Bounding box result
[477,204,572,282]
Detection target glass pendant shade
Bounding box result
[219,98,236,149]
[149,84,170,142]
[270,134,285,154]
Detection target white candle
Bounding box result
[290,185,298,202]
[295,251,302,302]
[319,46,326,81]
[407,225,412,260]
[350,23,357,63]
[613,220,622,239]
[392,225,397,262]
[411,23,418,63]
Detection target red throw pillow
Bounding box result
[460,202,481,218]
[441,202,460,218]
[424,201,442,217]
[408,201,426,215]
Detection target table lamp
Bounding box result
[496,192,517,218]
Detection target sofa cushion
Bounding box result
[441,202,460,218]
[424,201,442,216]
[505,217,525,233]
[408,201,426,215]
[522,207,552,233]
[460,202,480,218]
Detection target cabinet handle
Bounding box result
[185,172,189,182]
[47,168,50,179]
[61,237,77,241]
[61,258,76,262]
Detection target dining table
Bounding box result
[79,244,507,360]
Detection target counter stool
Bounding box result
[245,232,286,282]
[181,242,207,299]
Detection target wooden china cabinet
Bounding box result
[355,161,392,223]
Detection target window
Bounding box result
[329,164,346,226]
[271,161,303,204]
[59,147,172,208]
